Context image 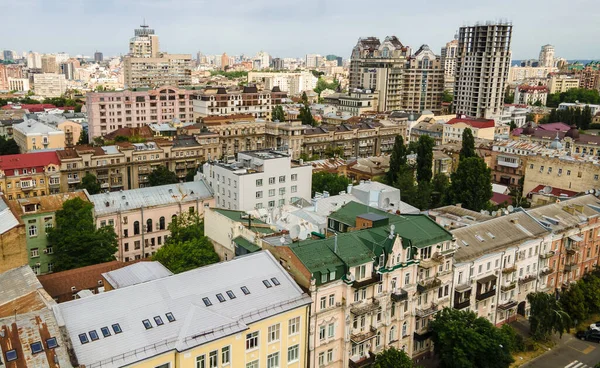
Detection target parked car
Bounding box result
[590,322,600,331]
[577,330,600,342]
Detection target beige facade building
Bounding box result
[265,120,305,159]
[514,85,548,106]
[12,120,65,152]
[523,154,600,196]
[33,73,67,98]
[547,75,580,94]
[508,66,557,84]
[193,86,287,120]
[41,54,58,73]
[442,118,496,144]
[201,115,267,157]
[441,39,458,92]
[0,151,61,200]
[7,77,30,92]
[403,45,445,114]
[0,196,27,273]
[324,90,379,116]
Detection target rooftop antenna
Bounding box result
[141,18,148,29]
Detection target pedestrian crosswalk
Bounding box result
[565,361,589,368]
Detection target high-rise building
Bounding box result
[305,54,322,68]
[27,52,42,69]
[33,73,67,97]
[403,45,445,114]
[123,23,192,88]
[220,52,230,70]
[41,54,58,73]
[0,64,24,90]
[94,51,103,62]
[441,39,458,92]
[538,44,555,68]
[454,22,513,119]
[253,51,271,70]
[272,58,284,70]
[2,50,14,61]
[59,62,75,80]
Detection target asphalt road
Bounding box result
[523,334,600,368]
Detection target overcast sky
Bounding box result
[2,0,598,60]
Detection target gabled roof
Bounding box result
[53,251,310,368]
[0,151,60,170]
[525,194,600,232]
[447,118,495,129]
[102,262,173,289]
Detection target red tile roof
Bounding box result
[518,85,549,92]
[0,152,60,172]
[529,185,580,198]
[1,104,57,113]
[491,192,513,205]
[447,118,495,129]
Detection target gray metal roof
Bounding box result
[90,181,213,216]
[0,197,19,235]
[53,251,311,368]
[525,194,600,232]
[102,261,173,289]
[0,265,43,307]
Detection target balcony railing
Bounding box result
[352,273,381,289]
[566,245,579,255]
[502,266,517,274]
[539,250,555,260]
[497,300,518,311]
[454,299,470,310]
[476,288,496,301]
[349,352,375,368]
[350,298,380,316]
[564,263,578,272]
[501,281,516,292]
[390,289,408,302]
[67,177,80,184]
[540,268,554,276]
[518,274,536,285]
[417,278,441,293]
[350,326,377,344]
[415,302,438,318]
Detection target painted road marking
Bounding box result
[565,361,588,368]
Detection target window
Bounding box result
[263,279,273,288]
[267,352,279,368]
[216,293,226,302]
[319,325,326,340]
[318,352,325,366]
[288,344,299,363]
[329,294,335,306]
[154,316,164,326]
[246,331,259,350]
[389,326,396,342]
[256,191,263,199]
[101,327,111,337]
[209,350,218,368]
[159,216,166,230]
[221,346,230,365]
[78,333,89,344]
[268,200,275,207]
[202,297,212,306]
[143,319,153,329]
[256,179,263,186]
[320,296,326,309]
[241,286,250,295]
[271,277,280,286]
[269,177,276,184]
[31,248,39,257]
[134,221,140,235]
[289,316,300,335]
[269,189,275,197]
[29,225,38,237]
[268,323,280,342]
[291,174,297,181]
[46,337,58,349]
[5,350,17,362]
[328,323,335,338]
[196,355,206,368]
[327,349,333,363]
[279,175,285,183]
[246,361,259,368]
[166,312,176,322]
[112,323,122,334]
[45,222,53,232]
[279,187,286,195]
[147,219,153,232]
[30,341,43,354]
[355,265,366,280]
[291,185,297,193]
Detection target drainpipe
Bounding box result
[493,251,505,326]
[141,206,145,259]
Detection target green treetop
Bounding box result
[148,165,179,187]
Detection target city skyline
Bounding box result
[2,0,599,60]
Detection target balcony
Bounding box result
[349,352,375,368]
[67,177,81,184]
[352,273,381,289]
[350,298,380,316]
[417,278,442,293]
[415,302,438,318]
[540,268,554,276]
[539,250,555,260]
[501,281,516,292]
[502,266,516,275]
[454,298,471,310]
[390,289,408,302]
[566,245,579,255]
[350,326,377,344]
[497,300,518,311]
[476,288,496,301]
[518,274,536,285]
[138,167,151,174]
[48,181,60,187]
[97,173,109,179]
[564,263,578,272]
[419,254,443,269]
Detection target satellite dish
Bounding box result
[480,210,485,214]
[543,186,552,194]
[289,224,301,239]
[507,205,514,213]
[484,210,490,216]
[298,231,308,241]
[279,236,286,245]
[492,211,497,216]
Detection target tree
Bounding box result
[442,90,453,103]
[299,103,317,126]
[153,212,219,274]
[386,135,407,185]
[0,136,19,155]
[148,165,179,186]
[324,146,343,158]
[415,135,434,183]
[430,308,514,368]
[185,168,197,182]
[272,105,285,122]
[373,346,413,368]
[527,292,571,341]
[431,173,450,208]
[459,128,476,161]
[560,283,588,325]
[509,121,517,131]
[449,157,492,211]
[78,173,101,194]
[394,166,416,206]
[311,171,351,197]
[504,92,515,104]
[77,131,89,145]
[301,91,308,104]
[413,180,432,210]
[47,197,118,271]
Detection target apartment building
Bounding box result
[547,75,580,94]
[0,151,61,199]
[514,85,548,106]
[402,45,445,114]
[266,202,455,366]
[53,251,312,368]
[193,86,287,120]
[41,54,58,73]
[490,140,548,187]
[123,24,192,88]
[90,181,214,262]
[8,192,89,275]
[247,71,318,96]
[86,86,199,139]
[203,150,312,212]
[265,120,305,159]
[451,212,550,325]
[454,22,512,119]
[442,117,496,143]
[303,119,406,159]
[441,39,458,92]
[12,119,65,152]
[33,73,67,98]
[56,136,214,192]
[538,45,555,68]
[0,63,24,90]
[0,196,27,273]
[323,90,379,116]
[201,115,267,157]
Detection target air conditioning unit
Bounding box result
[336,302,342,307]
[35,262,41,266]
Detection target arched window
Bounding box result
[396,254,402,264]
[133,221,140,235]
[422,57,430,69]
[146,219,153,233]
[159,216,166,230]
[382,47,389,58]
[402,321,407,337]
[29,225,37,237]
[389,326,396,342]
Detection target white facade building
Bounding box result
[202,150,313,212]
[558,102,600,116]
[33,73,67,98]
[305,54,322,68]
[247,71,318,96]
[8,77,30,92]
[538,45,555,68]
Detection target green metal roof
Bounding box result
[233,236,261,253]
[213,209,275,235]
[328,201,390,227]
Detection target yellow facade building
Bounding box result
[12,119,65,152]
[53,251,312,368]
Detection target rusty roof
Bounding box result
[8,192,89,219]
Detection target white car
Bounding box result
[590,321,600,331]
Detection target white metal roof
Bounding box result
[90,181,213,216]
[102,261,173,289]
[0,265,43,307]
[0,198,19,234]
[53,251,311,368]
